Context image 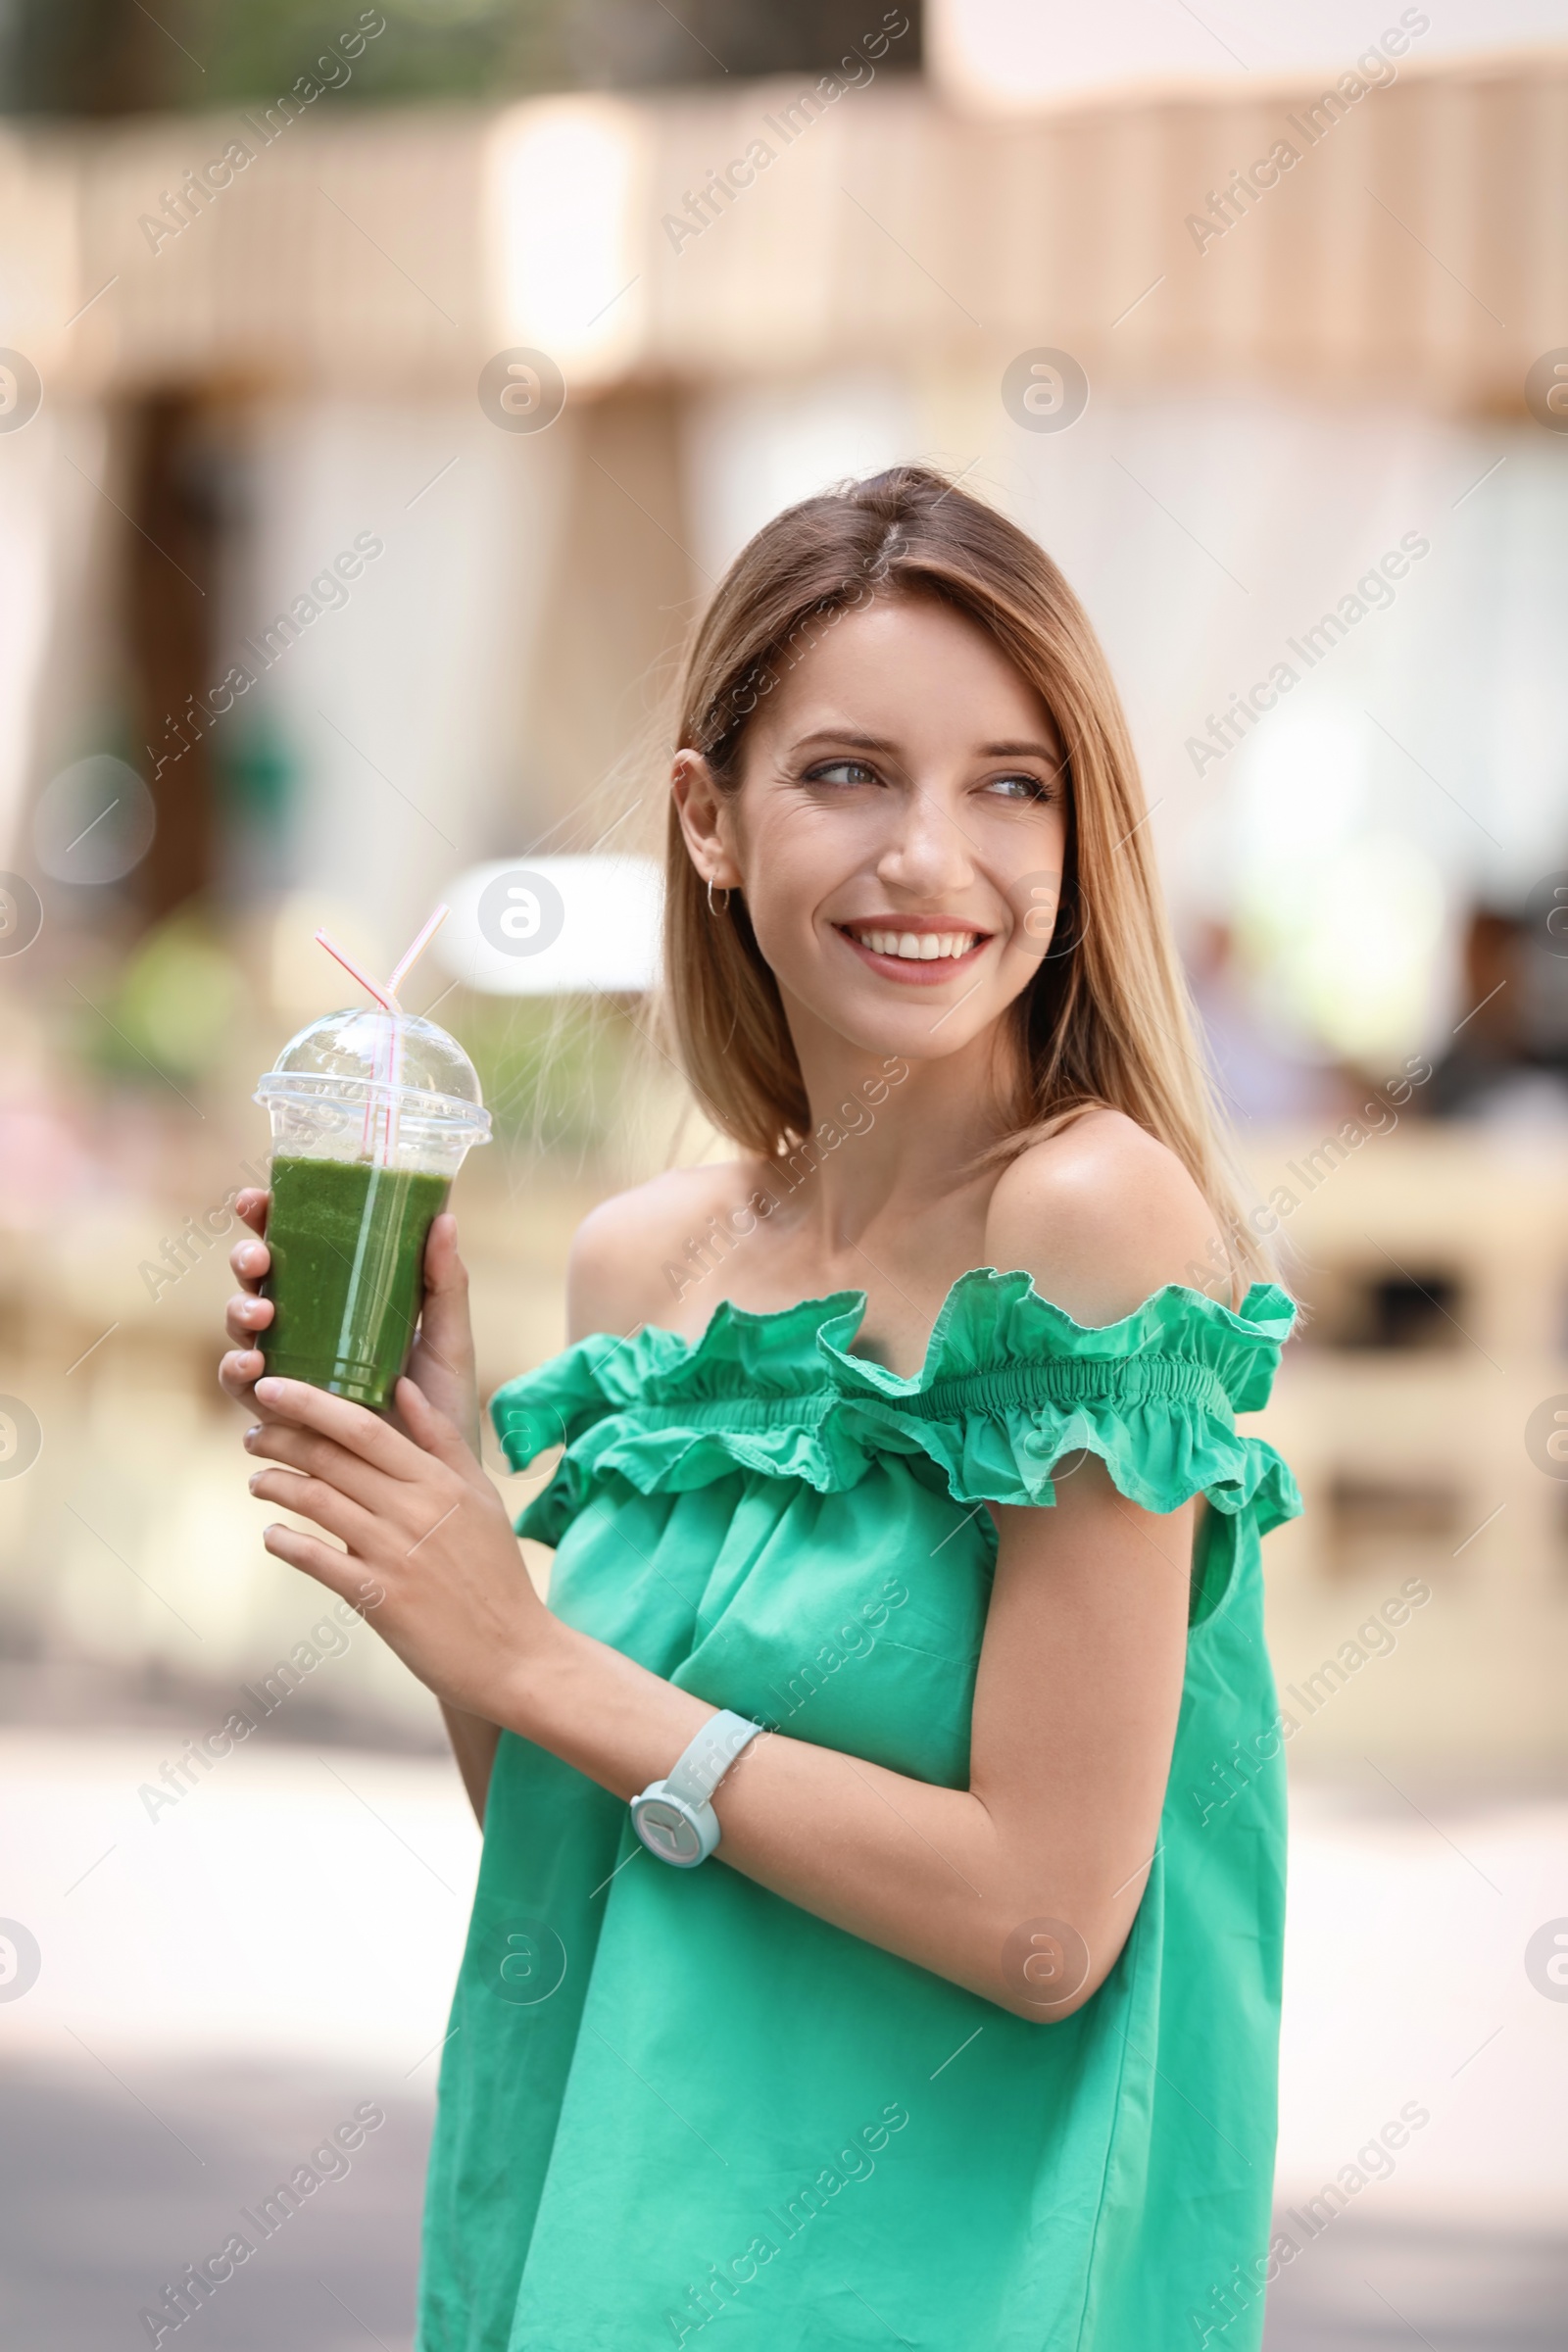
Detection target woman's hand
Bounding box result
[220,1190,481,1449]
[243,1374,555,1723]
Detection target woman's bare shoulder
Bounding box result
[983,1108,1226,1327]
[565,1158,771,1342]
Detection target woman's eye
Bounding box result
[805,760,880,787]
[985,773,1053,803]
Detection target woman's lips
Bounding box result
[834,924,992,986]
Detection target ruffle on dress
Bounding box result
[492,1271,1302,1544]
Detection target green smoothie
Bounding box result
[261,1153,451,1411]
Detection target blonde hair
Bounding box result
[662,465,1271,1293]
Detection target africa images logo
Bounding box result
[477,867,567,955]
[1525,1919,1568,2001]
[0,1920,42,2002]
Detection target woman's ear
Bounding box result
[671,750,743,890]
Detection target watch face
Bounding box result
[634,1795,703,1864]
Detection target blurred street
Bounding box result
[2,2064,432,2352]
[4,2058,1567,2348]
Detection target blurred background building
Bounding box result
[2,4,1567,2347]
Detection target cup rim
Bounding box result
[254,1070,492,1139]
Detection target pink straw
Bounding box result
[388,904,449,1000]
[314,929,397,1012]
[313,906,451,1164]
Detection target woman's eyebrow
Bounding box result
[789,729,901,753]
[788,731,1062,760]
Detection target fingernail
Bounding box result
[254,1378,281,1401]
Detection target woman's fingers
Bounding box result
[230,1235,270,1289]
[225,1290,273,1345]
[419,1215,471,1341]
[405,1214,480,1437]
[229,1194,270,1288]
[236,1188,270,1238]
[252,1375,428,1481]
[222,1195,271,1405]
[248,1465,374,1552]
[393,1376,483,1481]
[260,1518,371,1605]
[219,1345,266,1408]
[243,1418,392,1513]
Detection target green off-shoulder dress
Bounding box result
[416,1272,1300,2352]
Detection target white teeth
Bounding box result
[851,927,977,961]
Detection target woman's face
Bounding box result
[677,592,1070,1065]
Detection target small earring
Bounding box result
[707,876,731,916]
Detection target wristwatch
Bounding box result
[630,1710,764,1868]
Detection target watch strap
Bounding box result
[662,1710,762,1810]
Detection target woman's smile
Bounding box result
[834,913,994,983]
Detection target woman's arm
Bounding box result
[438,1700,502,1825]
[239,1119,1219,2019]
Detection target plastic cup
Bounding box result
[254,1007,492,1411]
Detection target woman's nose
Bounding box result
[874,785,975,896]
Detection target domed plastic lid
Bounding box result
[255,1007,492,1139]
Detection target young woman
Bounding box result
[221,466,1300,2351]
